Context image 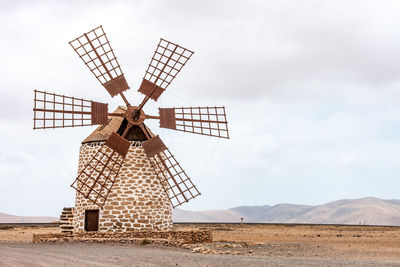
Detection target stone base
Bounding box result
[33,230,213,246]
[74,141,172,232]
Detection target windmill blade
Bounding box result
[142,135,200,208]
[157,106,229,139]
[71,132,130,208]
[69,25,130,98]
[138,38,194,103]
[33,90,109,129]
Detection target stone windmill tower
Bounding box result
[73,106,173,232]
[33,26,229,233]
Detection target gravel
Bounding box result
[0,242,398,267]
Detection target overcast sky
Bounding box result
[1,0,400,217]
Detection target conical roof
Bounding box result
[82,106,153,144]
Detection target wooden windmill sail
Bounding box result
[33,25,229,209]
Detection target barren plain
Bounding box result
[1,223,400,266]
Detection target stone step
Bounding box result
[60,223,73,227]
[60,225,74,229]
[59,207,74,236]
[63,207,74,211]
[61,211,73,214]
[62,208,73,211]
[60,227,74,231]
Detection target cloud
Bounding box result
[1,0,400,216]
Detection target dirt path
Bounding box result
[1,224,400,265]
[0,242,398,267]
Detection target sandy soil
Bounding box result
[176,223,400,262]
[0,226,57,243]
[0,224,400,266]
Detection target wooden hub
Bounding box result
[125,106,146,125]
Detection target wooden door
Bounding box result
[84,209,99,231]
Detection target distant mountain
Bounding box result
[173,197,400,226]
[3,197,400,225]
[0,212,57,223]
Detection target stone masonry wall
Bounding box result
[74,141,172,232]
[33,230,213,245]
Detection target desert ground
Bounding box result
[1,223,400,266]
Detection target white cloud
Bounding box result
[1,0,400,216]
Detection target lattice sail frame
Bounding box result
[71,133,130,208]
[138,38,194,101]
[69,25,129,97]
[142,136,200,208]
[151,149,200,208]
[159,106,229,139]
[33,90,108,129]
[32,27,233,210]
[71,145,124,207]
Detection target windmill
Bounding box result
[33,25,229,231]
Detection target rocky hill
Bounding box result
[2,197,400,225]
[173,197,400,225]
[0,212,57,223]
